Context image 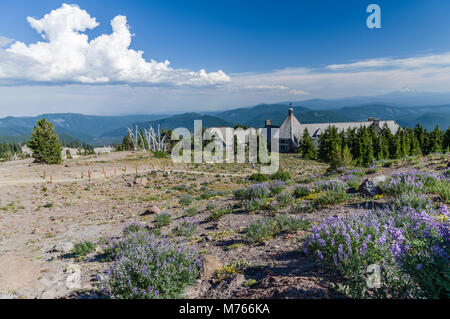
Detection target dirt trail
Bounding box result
[0,155,252,187]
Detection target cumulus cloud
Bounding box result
[0,3,230,86]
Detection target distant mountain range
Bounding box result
[1,93,449,146]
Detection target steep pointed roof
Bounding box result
[279,108,303,141]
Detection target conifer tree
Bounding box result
[443,127,450,153]
[28,118,62,164]
[318,126,341,162]
[300,128,318,160]
[428,125,443,153]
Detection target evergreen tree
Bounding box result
[300,128,318,160]
[428,125,443,154]
[28,118,62,164]
[443,127,450,153]
[341,144,353,167]
[414,124,428,155]
[318,126,341,162]
[346,128,359,160]
[369,126,382,160]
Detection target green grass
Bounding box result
[313,190,350,209]
[244,214,310,243]
[208,207,233,221]
[155,213,172,228]
[71,241,97,261]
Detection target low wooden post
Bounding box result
[50,176,53,184]
[43,171,46,179]
[88,170,91,183]
[114,168,117,176]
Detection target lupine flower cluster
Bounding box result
[294,185,311,198]
[315,178,348,192]
[101,230,202,299]
[122,221,147,236]
[242,197,267,212]
[241,183,271,200]
[305,203,449,298]
[381,170,440,195]
[173,217,199,238]
[268,181,287,196]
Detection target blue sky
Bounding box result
[0,0,450,116]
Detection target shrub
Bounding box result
[294,186,311,198]
[315,179,348,192]
[71,241,96,260]
[343,175,362,189]
[173,218,198,238]
[155,213,172,228]
[276,192,294,208]
[179,195,193,206]
[242,198,269,213]
[101,232,202,299]
[249,173,269,182]
[205,203,217,211]
[233,188,246,200]
[208,207,233,221]
[197,190,227,200]
[313,190,350,209]
[244,214,310,243]
[153,151,169,159]
[235,183,271,200]
[184,207,199,217]
[271,169,292,181]
[268,181,286,196]
[123,222,147,236]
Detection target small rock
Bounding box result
[372,175,387,186]
[358,179,381,197]
[51,242,74,254]
[141,206,161,216]
[31,227,46,235]
[200,255,223,279]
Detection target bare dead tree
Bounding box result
[127,126,140,151]
[143,125,167,152]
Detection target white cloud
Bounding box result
[0,3,230,86]
[0,36,13,47]
[327,53,450,70]
[245,85,290,90]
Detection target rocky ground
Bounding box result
[0,151,448,299]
